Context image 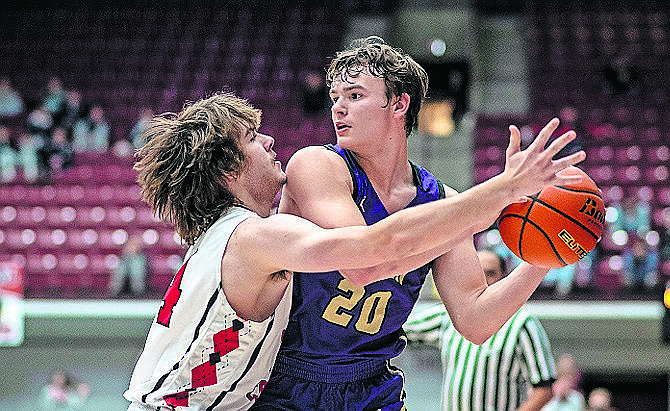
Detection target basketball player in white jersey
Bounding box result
[124,92,582,410]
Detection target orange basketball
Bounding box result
[497,166,605,268]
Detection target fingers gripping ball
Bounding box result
[497,166,605,268]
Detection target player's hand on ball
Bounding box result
[503,118,586,201]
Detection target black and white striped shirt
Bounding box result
[405,303,557,411]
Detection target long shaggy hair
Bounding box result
[134,92,261,245]
[326,36,429,137]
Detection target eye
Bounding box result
[351,92,361,100]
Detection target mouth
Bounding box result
[335,122,350,134]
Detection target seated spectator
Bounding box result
[17,132,40,183]
[542,353,586,411]
[71,105,110,153]
[26,104,53,143]
[110,237,148,298]
[602,53,640,96]
[301,70,329,116]
[40,77,68,118]
[40,369,90,410]
[587,387,618,411]
[37,127,74,181]
[542,264,578,298]
[0,77,24,122]
[0,126,18,182]
[59,90,85,132]
[129,107,153,148]
[623,233,659,291]
[609,194,651,235]
[659,209,670,276]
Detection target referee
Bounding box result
[405,249,557,411]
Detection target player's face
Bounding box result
[478,251,504,285]
[238,130,286,202]
[329,69,395,151]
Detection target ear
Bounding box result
[393,93,411,117]
[221,171,237,188]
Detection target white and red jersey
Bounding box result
[125,207,292,410]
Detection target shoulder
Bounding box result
[283,146,354,198]
[286,145,347,175]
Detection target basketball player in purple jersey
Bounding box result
[252,37,585,410]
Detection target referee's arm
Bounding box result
[517,315,557,411]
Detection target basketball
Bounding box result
[497,166,606,268]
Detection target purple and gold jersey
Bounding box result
[278,144,445,365]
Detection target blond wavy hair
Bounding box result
[134,92,261,245]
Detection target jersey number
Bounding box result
[322,278,392,335]
[157,259,188,327]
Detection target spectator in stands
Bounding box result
[586,387,618,411]
[608,194,657,291]
[0,77,24,122]
[603,53,640,96]
[610,194,651,235]
[623,232,659,291]
[300,69,329,116]
[71,104,110,153]
[659,209,670,273]
[40,77,68,119]
[129,107,153,148]
[110,236,148,298]
[542,353,586,411]
[0,125,18,182]
[26,104,53,142]
[17,131,40,183]
[542,264,578,298]
[37,127,74,181]
[59,90,85,133]
[40,369,90,410]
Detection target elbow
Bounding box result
[451,318,493,345]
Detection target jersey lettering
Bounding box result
[322,278,393,335]
[157,259,188,327]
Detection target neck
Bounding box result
[233,196,272,217]
[351,139,413,194]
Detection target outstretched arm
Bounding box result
[278,118,584,285]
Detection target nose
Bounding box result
[331,98,345,119]
[260,133,274,151]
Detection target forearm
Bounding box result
[371,175,516,258]
[442,260,549,344]
[341,230,468,285]
[480,264,548,337]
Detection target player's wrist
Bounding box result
[485,173,523,207]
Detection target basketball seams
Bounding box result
[517,196,538,262]
[497,212,566,268]
[522,219,568,267]
[532,195,602,241]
